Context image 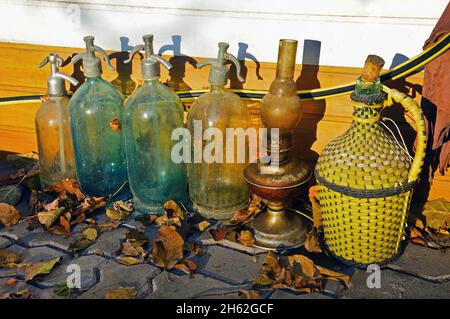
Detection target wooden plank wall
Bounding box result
[0,42,447,200]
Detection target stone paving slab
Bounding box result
[79,260,161,299]
[0,236,11,248]
[0,220,43,242]
[270,289,332,299]
[390,243,450,277]
[40,254,106,289]
[195,245,263,285]
[342,268,450,299]
[86,227,127,258]
[18,232,73,252]
[193,231,267,255]
[147,272,240,299]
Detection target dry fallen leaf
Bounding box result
[174,259,197,275]
[116,256,141,266]
[209,226,237,241]
[163,200,184,219]
[229,195,263,225]
[24,256,61,281]
[50,179,85,201]
[304,229,322,253]
[59,216,71,234]
[37,207,65,228]
[82,227,98,241]
[309,185,322,228]
[196,220,211,232]
[151,225,184,270]
[0,249,22,265]
[105,286,137,299]
[0,203,20,227]
[238,230,255,247]
[238,289,262,299]
[422,198,450,230]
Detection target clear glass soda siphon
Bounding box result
[35,53,79,189]
[69,36,129,198]
[123,34,188,215]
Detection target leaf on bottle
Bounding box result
[304,229,322,253]
[104,286,137,299]
[50,179,85,201]
[0,203,21,227]
[151,225,184,270]
[109,118,121,132]
[238,230,255,247]
[24,256,61,281]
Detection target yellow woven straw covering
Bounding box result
[318,186,410,264]
[316,102,412,190]
[315,87,427,266]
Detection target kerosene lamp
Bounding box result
[244,39,311,250]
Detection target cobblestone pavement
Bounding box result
[1,209,449,299]
[0,156,449,299]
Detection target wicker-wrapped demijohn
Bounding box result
[314,55,427,266]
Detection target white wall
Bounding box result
[0,0,447,67]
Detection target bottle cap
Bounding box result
[361,55,385,82]
[125,34,172,81]
[196,42,244,86]
[72,36,115,78]
[38,53,79,96]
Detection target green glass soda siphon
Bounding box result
[187,42,250,220]
[123,34,188,215]
[69,36,129,198]
[35,53,79,189]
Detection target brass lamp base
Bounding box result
[251,202,310,250]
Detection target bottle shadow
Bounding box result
[383,53,429,217]
[159,35,197,92]
[229,42,263,89]
[109,36,137,97]
[292,39,325,166]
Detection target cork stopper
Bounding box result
[361,55,385,82]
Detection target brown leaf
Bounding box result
[209,226,236,241]
[97,220,121,232]
[50,179,85,200]
[174,263,192,275]
[24,257,61,281]
[0,203,20,227]
[163,200,184,219]
[229,195,262,225]
[82,227,98,241]
[116,256,141,266]
[196,220,211,232]
[289,255,316,278]
[238,289,262,299]
[422,198,450,230]
[304,229,322,253]
[37,207,65,228]
[151,225,184,270]
[0,249,22,265]
[410,227,442,249]
[104,287,137,299]
[76,197,106,216]
[238,230,255,247]
[59,216,71,234]
[315,265,351,285]
[109,118,121,132]
[309,185,322,228]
